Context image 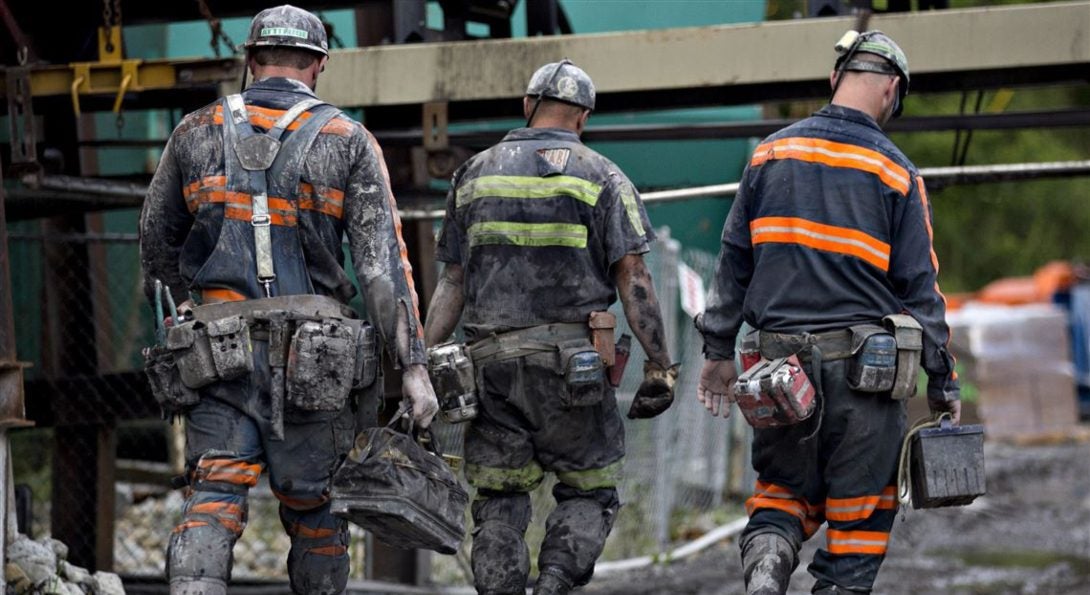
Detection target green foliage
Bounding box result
[891,85,1090,293]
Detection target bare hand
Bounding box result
[697,359,738,418]
[402,364,439,428]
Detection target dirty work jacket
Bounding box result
[140,77,425,365]
[436,127,654,340]
[699,105,959,401]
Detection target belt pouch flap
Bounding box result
[883,314,923,400]
[588,311,617,367]
[287,319,356,411]
[167,322,219,389]
[143,345,201,411]
[767,355,817,421]
[558,338,604,408]
[733,357,784,428]
[206,315,254,381]
[847,324,896,393]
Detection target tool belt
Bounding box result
[143,295,377,428]
[446,313,618,411]
[755,314,923,400]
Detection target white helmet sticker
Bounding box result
[556,76,578,99]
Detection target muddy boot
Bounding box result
[170,578,227,595]
[533,566,574,595]
[741,532,798,595]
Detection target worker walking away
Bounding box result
[695,31,960,595]
[139,6,437,594]
[425,60,679,595]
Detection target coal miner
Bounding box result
[424,61,679,595]
[695,31,961,595]
[139,6,437,594]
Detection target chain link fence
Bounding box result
[7,221,751,586]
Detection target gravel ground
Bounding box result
[582,441,1090,595]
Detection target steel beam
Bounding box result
[318,0,1090,110]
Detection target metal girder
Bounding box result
[317,0,1090,110]
[0,56,242,100]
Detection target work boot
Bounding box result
[533,566,574,595]
[170,578,227,595]
[741,533,798,595]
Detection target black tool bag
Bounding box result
[330,415,468,554]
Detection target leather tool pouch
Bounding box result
[558,338,605,408]
[143,344,201,413]
[588,311,617,367]
[847,324,897,393]
[286,319,358,411]
[167,322,219,389]
[206,316,254,380]
[733,355,816,428]
[883,314,924,400]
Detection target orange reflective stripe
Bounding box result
[289,523,337,539]
[201,288,248,303]
[273,490,329,511]
[746,496,806,519]
[750,216,890,271]
[199,460,263,487]
[183,176,228,212]
[172,520,209,534]
[751,137,911,196]
[827,529,889,555]
[826,488,897,521]
[298,182,345,218]
[190,502,243,517]
[916,175,957,370]
[308,545,348,557]
[212,105,355,138]
[368,134,423,338]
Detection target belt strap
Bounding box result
[469,322,587,365]
[191,294,355,323]
[758,329,853,361]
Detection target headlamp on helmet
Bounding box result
[833,30,910,117]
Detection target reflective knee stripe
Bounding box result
[556,460,623,491]
[273,489,329,511]
[196,458,263,487]
[826,486,898,522]
[456,175,602,208]
[172,520,210,534]
[189,501,246,536]
[466,460,545,492]
[826,529,890,556]
[468,221,588,249]
[287,522,338,539]
[307,545,348,557]
[746,480,824,538]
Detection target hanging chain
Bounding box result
[196,0,236,57]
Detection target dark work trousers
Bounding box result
[741,358,907,593]
[167,341,357,595]
[464,349,624,594]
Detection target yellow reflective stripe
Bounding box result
[468,221,588,248]
[466,461,545,492]
[456,175,602,208]
[556,459,624,491]
[618,185,645,236]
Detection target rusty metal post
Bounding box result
[0,160,34,567]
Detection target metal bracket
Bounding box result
[422,101,448,151]
[5,67,38,173]
[0,360,33,429]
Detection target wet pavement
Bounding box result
[584,440,1090,595]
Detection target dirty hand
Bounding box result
[697,359,737,418]
[928,395,962,426]
[627,361,680,419]
[402,364,439,428]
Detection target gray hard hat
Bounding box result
[834,30,909,116]
[526,60,596,111]
[243,5,328,57]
